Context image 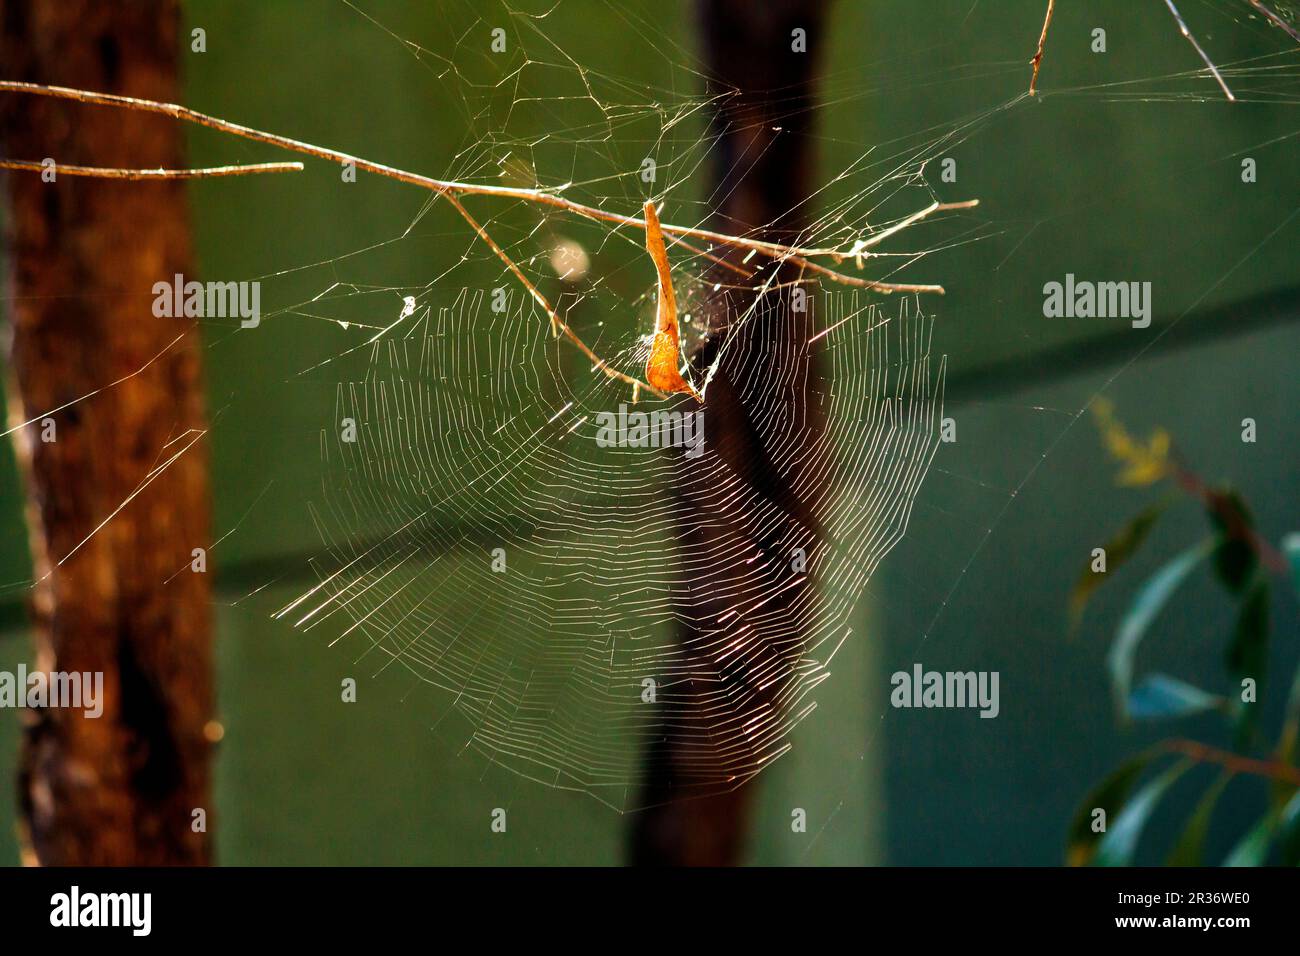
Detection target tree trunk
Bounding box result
[1,0,213,865]
[631,0,830,866]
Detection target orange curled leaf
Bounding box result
[643,200,702,401]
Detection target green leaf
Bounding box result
[1067,750,1155,867]
[1276,787,1300,866]
[1226,580,1269,680]
[1095,758,1193,867]
[1107,539,1215,717]
[1225,788,1300,866]
[1277,664,1300,773]
[1128,673,1224,720]
[1227,580,1269,746]
[1224,813,1276,867]
[1167,772,1233,867]
[1208,490,1256,595]
[1213,539,1256,596]
[1282,533,1300,599]
[1069,498,1170,630]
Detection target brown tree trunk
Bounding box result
[631,0,830,865]
[1,0,213,865]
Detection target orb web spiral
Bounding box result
[278,286,943,809]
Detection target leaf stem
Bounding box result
[1162,737,1300,786]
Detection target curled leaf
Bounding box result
[642,201,702,401]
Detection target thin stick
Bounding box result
[444,192,664,396]
[0,79,971,395]
[662,227,936,293]
[1029,0,1056,96]
[0,158,303,179]
[839,199,979,256]
[0,80,662,393]
[1164,0,1236,102]
[443,192,561,338]
[1246,0,1300,45]
[789,254,945,295]
[0,81,973,264]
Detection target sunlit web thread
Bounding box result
[275,289,943,808]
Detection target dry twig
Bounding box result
[0,79,977,397]
[1031,0,1300,101]
[0,158,303,178]
[1029,0,1056,95]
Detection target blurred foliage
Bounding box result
[1092,398,1172,487]
[1067,402,1300,866]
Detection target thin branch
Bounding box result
[444,192,664,397]
[0,158,303,179]
[1029,0,1056,96]
[1164,0,1236,102]
[1168,458,1290,576]
[1031,0,1300,99]
[838,199,980,259]
[0,79,975,395]
[0,81,974,263]
[1162,737,1300,787]
[443,192,561,338]
[662,218,942,294]
[785,254,946,295]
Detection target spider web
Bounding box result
[246,0,997,810]
[276,288,941,805]
[82,0,1277,824]
[236,0,1300,817]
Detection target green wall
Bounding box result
[1,0,1296,864]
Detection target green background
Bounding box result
[1,0,1297,864]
